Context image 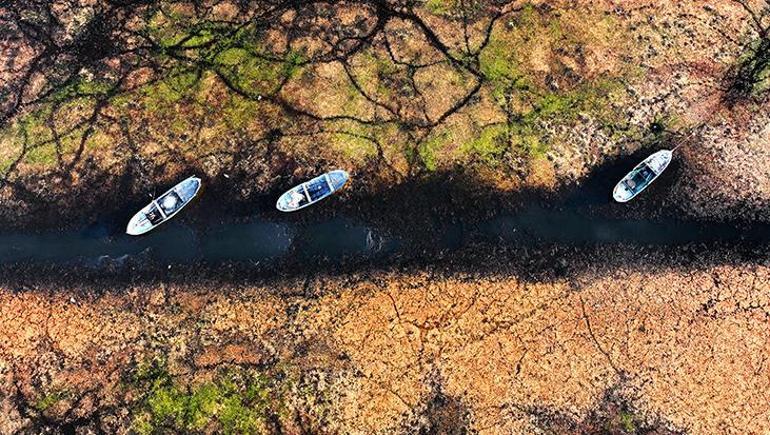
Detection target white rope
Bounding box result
[670,123,706,153]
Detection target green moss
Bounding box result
[519,2,537,23]
[650,113,682,135]
[0,107,51,168]
[109,92,133,110]
[169,117,191,135]
[457,78,618,165]
[479,36,528,99]
[0,85,121,169]
[619,410,636,433]
[62,79,112,101]
[35,390,69,411]
[146,384,185,427]
[147,8,191,48]
[131,360,283,434]
[518,134,548,158]
[17,107,52,141]
[222,94,261,130]
[419,131,451,171]
[132,356,170,385]
[425,0,457,17]
[143,69,201,111]
[537,92,573,115]
[485,62,622,161]
[25,143,57,165]
[0,157,16,173]
[13,107,58,166]
[132,414,154,435]
[329,131,378,162]
[282,50,308,81]
[461,124,509,163]
[734,38,770,96]
[215,47,251,67]
[351,50,401,99]
[182,28,216,48]
[145,12,302,97]
[213,47,304,96]
[20,122,112,167]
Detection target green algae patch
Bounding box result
[0,76,121,171]
[35,389,70,412]
[221,93,263,131]
[732,38,770,97]
[212,46,307,97]
[619,410,637,433]
[349,49,403,100]
[468,3,630,171]
[143,69,202,109]
[47,78,114,105]
[329,131,380,165]
[419,131,453,171]
[425,0,457,17]
[131,359,288,435]
[452,77,621,169]
[459,124,509,164]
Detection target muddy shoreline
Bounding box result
[2,241,767,293]
[1,146,768,286]
[0,142,700,231]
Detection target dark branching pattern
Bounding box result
[0,0,644,229]
[3,2,770,435]
[726,0,770,100]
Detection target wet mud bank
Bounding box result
[1,232,768,291]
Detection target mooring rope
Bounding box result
[670,122,707,153]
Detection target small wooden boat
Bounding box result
[613,150,672,203]
[276,170,349,212]
[126,176,201,235]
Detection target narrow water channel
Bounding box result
[1,204,767,268]
[3,147,769,269]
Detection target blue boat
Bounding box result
[126,176,201,235]
[276,170,349,212]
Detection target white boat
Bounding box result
[126,176,201,235]
[276,170,349,212]
[613,150,672,203]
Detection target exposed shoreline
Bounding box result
[1,142,768,285]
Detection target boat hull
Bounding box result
[126,176,202,235]
[276,170,349,212]
[613,150,672,203]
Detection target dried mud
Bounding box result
[1,246,769,433]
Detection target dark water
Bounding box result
[478,207,770,244]
[0,205,768,268]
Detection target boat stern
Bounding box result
[276,193,292,212]
[276,187,305,212]
[613,182,634,203]
[126,213,153,236]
